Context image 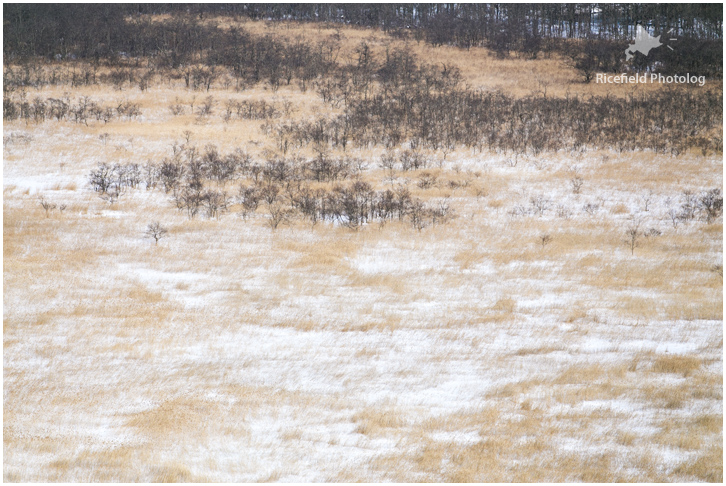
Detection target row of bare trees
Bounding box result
[504,187,722,228]
[277,85,722,155]
[4,15,339,90]
[89,145,432,194]
[3,94,140,124]
[237,180,453,231]
[88,145,455,231]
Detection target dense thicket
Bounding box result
[338,81,723,155]
[262,46,722,156]
[87,146,454,230]
[4,4,722,77]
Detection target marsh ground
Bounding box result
[3,18,723,482]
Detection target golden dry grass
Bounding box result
[651,354,703,376]
[3,18,722,483]
[675,446,724,482]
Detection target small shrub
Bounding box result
[144,222,168,245]
[538,233,553,249]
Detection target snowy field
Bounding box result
[3,28,723,482]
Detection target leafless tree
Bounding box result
[237,185,261,220]
[169,98,185,116]
[699,188,723,224]
[679,190,698,221]
[409,198,430,231]
[379,153,397,183]
[267,203,294,230]
[39,196,57,217]
[145,222,168,245]
[417,172,437,189]
[582,202,599,215]
[431,197,453,225]
[625,218,642,255]
[538,233,553,249]
[556,205,573,220]
[196,95,214,119]
[711,264,723,280]
[641,189,654,212]
[89,163,114,193]
[667,208,680,228]
[530,195,550,216]
[100,187,123,205]
[204,190,229,219]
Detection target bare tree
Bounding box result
[417,172,437,189]
[169,98,185,116]
[237,185,261,220]
[711,264,723,280]
[89,163,114,193]
[699,188,723,224]
[204,190,229,219]
[144,222,168,245]
[570,176,584,194]
[582,202,599,215]
[625,218,642,255]
[530,195,550,216]
[100,187,123,205]
[556,205,573,220]
[538,233,553,249]
[641,189,654,212]
[379,153,397,183]
[431,197,453,226]
[196,95,214,119]
[666,208,680,228]
[679,190,698,221]
[267,203,294,230]
[39,196,57,217]
[409,198,430,231]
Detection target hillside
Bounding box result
[3,12,723,482]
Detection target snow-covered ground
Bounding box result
[3,87,722,482]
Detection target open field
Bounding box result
[3,17,723,482]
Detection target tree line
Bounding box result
[4,4,722,78]
[3,93,141,124]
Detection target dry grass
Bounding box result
[3,18,721,483]
[127,398,220,437]
[675,446,723,482]
[515,345,564,356]
[353,407,406,436]
[651,354,703,376]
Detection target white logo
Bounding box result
[625,25,677,60]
